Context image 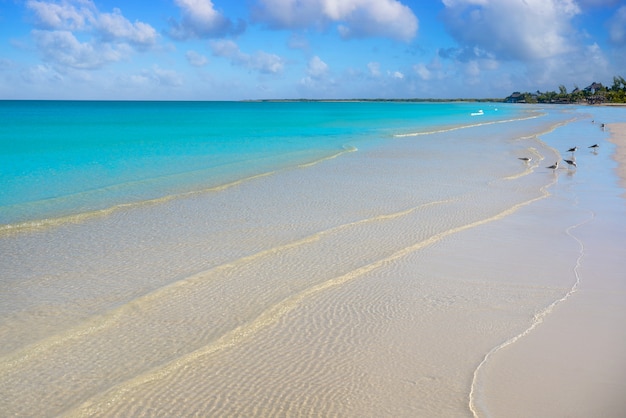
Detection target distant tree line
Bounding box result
[506,76,626,104]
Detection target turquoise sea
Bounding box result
[1,100,517,229]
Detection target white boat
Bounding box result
[470,109,484,116]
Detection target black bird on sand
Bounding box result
[567,146,578,153]
[563,159,577,168]
[547,161,559,170]
[588,144,599,149]
[518,157,532,163]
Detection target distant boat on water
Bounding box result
[471,109,484,116]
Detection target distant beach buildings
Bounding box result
[505,76,626,104]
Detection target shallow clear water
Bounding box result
[0,101,518,228]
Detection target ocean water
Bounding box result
[1,101,625,417]
[1,100,516,230]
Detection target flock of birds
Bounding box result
[518,144,600,171]
[517,119,606,171]
[518,119,604,171]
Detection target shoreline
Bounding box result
[480,118,626,417]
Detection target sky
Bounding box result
[1,0,625,100]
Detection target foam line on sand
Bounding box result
[468,208,594,418]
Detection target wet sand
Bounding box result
[479,122,626,417]
[608,123,626,195]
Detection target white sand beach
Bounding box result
[1,107,625,417]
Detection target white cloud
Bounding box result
[253,0,418,42]
[608,6,626,46]
[117,66,184,89]
[152,66,184,87]
[27,0,95,30]
[368,62,381,77]
[26,1,157,70]
[391,71,404,79]
[21,63,64,83]
[167,0,245,40]
[186,50,208,67]
[413,55,446,82]
[96,8,157,48]
[465,60,480,80]
[442,0,581,61]
[306,56,329,78]
[413,63,431,80]
[251,51,284,74]
[32,29,126,69]
[117,72,152,88]
[27,0,157,46]
[210,40,285,74]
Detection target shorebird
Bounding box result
[588,144,599,149]
[563,159,577,168]
[567,146,578,153]
[518,157,532,163]
[547,161,559,170]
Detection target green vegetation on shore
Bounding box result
[506,76,626,104]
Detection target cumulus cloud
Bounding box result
[306,56,329,78]
[252,0,418,42]
[413,63,431,81]
[368,62,381,77]
[95,8,157,48]
[27,0,95,30]
[26,0,157,69]
[167,0,245,40]
[441,0,581,61]
[152,66,184,87]
[21,63,64,84]
[32,29,126,69]
[607,6,626,46]
[413,55,445,82]
[27,0,157,46]
[210,40,284,74]
[186,50,209,67]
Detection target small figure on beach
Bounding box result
[547,161,559,170]
[518,157,532,163]
[567,146,578,153]
[563,159,577,168]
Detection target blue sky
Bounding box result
[1,0,625,100]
